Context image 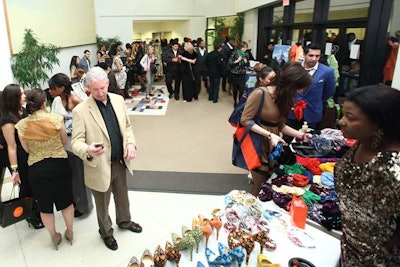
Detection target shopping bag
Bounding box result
[0,187,32,228]
[231,89,265,170]
[289,195,308,229]
[228,94,248,127]
[232,121,263,170]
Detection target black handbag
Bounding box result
[0,186,32,228]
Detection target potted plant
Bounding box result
[10,29,60,89]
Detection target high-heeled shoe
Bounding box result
[165,241,181,267]
[228,229,255,266]
[127,256,140,267]
[154,245,166,267]
[182,225,203,253]
[257,254,281,267]
[210,216,222,240]
[172,232,196,261]
[141,249,154,267]
[64,229,73,245]
[255,231,276,253]
[228,246,246,267]
[198,215,212,247]
[51,232,62,250]
[205,246,232,267]
[197,261,206,267]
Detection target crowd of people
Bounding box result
[1,32,400,265]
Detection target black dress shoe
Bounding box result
[102,235,118,250]
[119,221,142,233]
[169,94,173,99]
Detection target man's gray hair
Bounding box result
[85,66,108,86]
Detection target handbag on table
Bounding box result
[232,90,265,171]
[0,186,32,228]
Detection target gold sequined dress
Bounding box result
[334,142,400,266]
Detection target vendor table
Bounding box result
[177,190,341,267]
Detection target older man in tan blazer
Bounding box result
[71,67,141,250]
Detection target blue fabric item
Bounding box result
[321,172,335,187]
[303,170,313,182]
[320,190,338,203]
[268,142,283,163]
[310,135,333,154]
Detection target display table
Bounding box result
[177,191,341,267]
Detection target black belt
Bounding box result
[260,120,278,127]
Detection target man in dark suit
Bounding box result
[284,43,336,141]
[164,40,183,99]
[220,37,236,92]
[79,50,91,73]
[194,39,208,100]
[205,44,223,103]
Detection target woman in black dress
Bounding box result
[0,84,44,229]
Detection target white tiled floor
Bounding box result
[0,181,222,267]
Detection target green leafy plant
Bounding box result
[96,35,122,50]
[213,17,226,46]
[230,12,244,44]
[11,29,60,89]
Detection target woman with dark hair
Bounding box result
[240,61,313,196]
[69,56,80,83]
[0,84,44,228]
[334,84,400,266]
[228,41,250,107]
[48,73,92,217]
[49,73,83,126]
[15,89,74,250]
[97,44,109,64]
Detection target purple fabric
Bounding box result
[321,200,340,215]
[271,175,294,187]
[316,157,340,163]
[258,183,274,202]
[272,192,292,210]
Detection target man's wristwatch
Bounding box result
[86,152,93,161]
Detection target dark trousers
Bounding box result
[194,69,209,97]
[165,70,181,99]
[283,118,318,143]
[209,76,220,102]
[91,160,131,238]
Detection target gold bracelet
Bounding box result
[10,164,18,169]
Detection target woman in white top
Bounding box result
[109,46,127,96]
[140,46,156,98]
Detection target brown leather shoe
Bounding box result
[119,221,142,233]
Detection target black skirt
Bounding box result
[29,158,73,213]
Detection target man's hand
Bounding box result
[87,142,106,158]
[124,143,137,161]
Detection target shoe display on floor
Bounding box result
[165,241,181,267]
[102,235,118,250]
[140,249,154,267]
[118,221,142,233]
[154,244,167,267]
[127,256,140,267]
[171,232,196,261]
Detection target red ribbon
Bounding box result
[293,100,307,121]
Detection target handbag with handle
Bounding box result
[0,186,33,228]
[232,90,265,170]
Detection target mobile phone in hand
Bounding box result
[94,142,104,148]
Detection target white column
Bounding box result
[392,50,400,90]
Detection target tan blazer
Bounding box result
[71,93,136,192]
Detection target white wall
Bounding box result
[0,3,13,90]
[243,10,259,59]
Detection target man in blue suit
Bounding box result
[285,43,336,140]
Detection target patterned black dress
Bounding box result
[334,143,400,266]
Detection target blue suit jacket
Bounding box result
[289,63,336,124]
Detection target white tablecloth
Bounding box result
[178,192,341,267]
